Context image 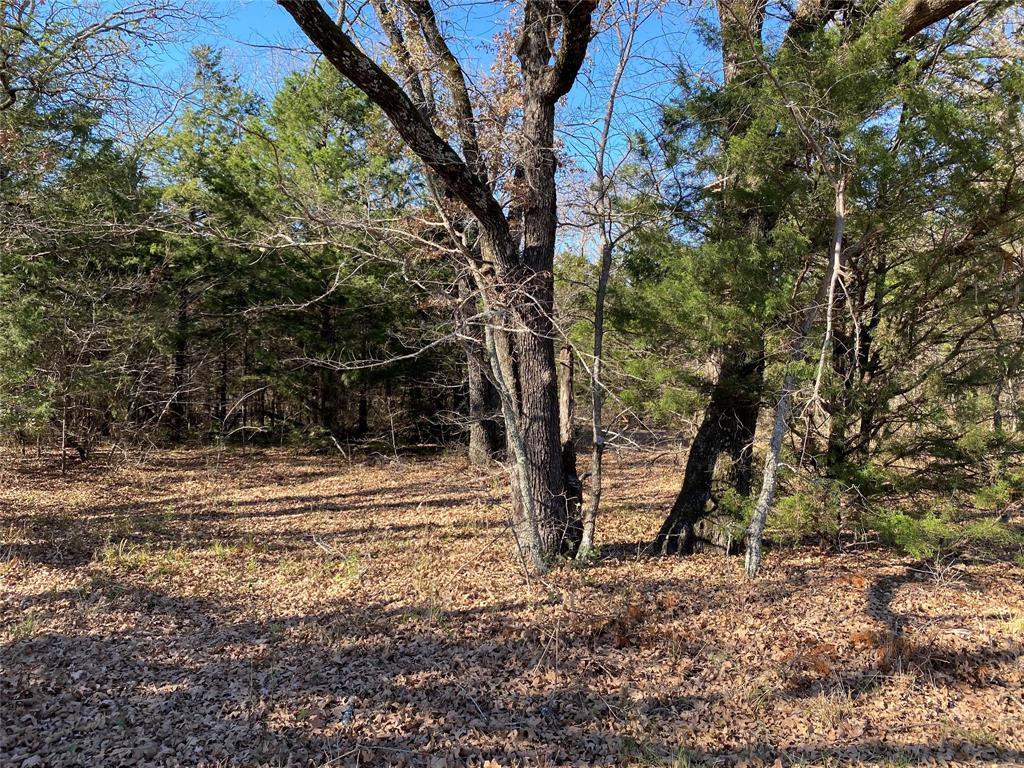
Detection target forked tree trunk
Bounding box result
[728,364,763,496]
[486,298,572,568]
[277,0,595,570]
[487,264,574,565]
[654,348,763,554]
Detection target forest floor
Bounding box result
[1,448,1023,768]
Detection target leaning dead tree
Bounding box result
[655,0,998,559]
[735,0,1002,577]
[276,0,597,571]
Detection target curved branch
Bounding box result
[787,0,985,41]
[276,0,509,247]
[546,0,598,101]
[402,0,485,179]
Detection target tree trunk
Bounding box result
[744,368,796,577]
[356,389,369,437]
[276,0,595,571]
[654,347,763,554]
[746,176,846,578]
[492,272,572,566]
[459,276,503,465]
[581,239,613,558]
[825,323,855,475]
[560,344,582,547]
[579,4,640,558]
[510,77,578,562]
[467,345,503,464]
[725,347,764,496]
[318,302,342,435]
[217,349,228,427]
[60,400,68,475]
[169,282,189,443]
[652,0,771,556]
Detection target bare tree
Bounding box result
[276,0,598,571]
[0,0,199,113]
[572,0,659,557]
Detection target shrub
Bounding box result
[971,472,1024,512]
[770,481,843,545]
[870,511,951,559]
[869,509,1023,560]
[971,480,1013,512]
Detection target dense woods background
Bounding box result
[1,0,1022,573]
[4,1,1024,765]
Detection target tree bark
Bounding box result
[467,343,503,465]
[458,277,503,465]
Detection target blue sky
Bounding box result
[141,0,719,195]
[162,1,717,126]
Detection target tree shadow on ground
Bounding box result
[5,575,1022,767]
[771,566,1023,712]
[4,450,1023,766]
[2,582,662,765]
[2,462,483,568]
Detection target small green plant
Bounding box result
[806,685,854,730]
[97,538,148,568]
[1002,613,1024,637]
[154,547,191,575]
[869,506,1022,561]
[744,673,781,713]
[620,737,701,767]
[209,540,237,558]
[421,592,448,625]
[971,479,1013,512]
[870,511,950,559]
[771,483,841,545]
[962,518,1022,549]
[334,552,361,585]
[946,726,1002,750]
[10,609,40,641]
[716,487,752,526]
[619,735,662,766]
